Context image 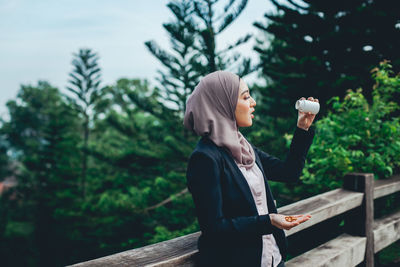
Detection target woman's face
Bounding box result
[235,79,256,127]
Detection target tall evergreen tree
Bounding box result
[92,78,197,247]
[145,1,202,114]
[254,0,400,122]
[2,81,81,266]
[131,0,256,242]
[67,48,102,198]
[247,0,400,159]
[193,0,252,75]
[146,0,253,117]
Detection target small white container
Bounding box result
[295,99,320,114]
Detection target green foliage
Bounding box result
[67,48,103,198]
[146,0,253,116]
[1,81,82,266]
[252,0,400,154]
[83,77,198,254]
[378,241,400,264]
[145,0,202,113]
[254,0,400,118]
[192,0,252,76]
[149,219,199,244]
[298,61,400,192]
[67,48,102,112]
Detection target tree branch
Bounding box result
[144,188,188,212]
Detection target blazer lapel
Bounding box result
[219,148,258,213]
[253,149,278,213]
[253,151,267,182]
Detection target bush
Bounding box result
[289,61,400,193]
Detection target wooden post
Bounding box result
[343,173,374,267]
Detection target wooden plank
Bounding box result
[343,173,375,267]
[373,175,400,199]
[69,187,366,266]
[364,174,375,267]
[286,234,366,267]
[68,232,200,267]
[146,251,198,267]
[373,209,400,253]
[278,189,364,236]
[70,188,364,266]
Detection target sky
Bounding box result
[0,0,274,118]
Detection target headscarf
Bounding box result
[183,71,255,170]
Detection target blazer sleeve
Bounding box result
[187,151,274,238]
[253,127,315,183]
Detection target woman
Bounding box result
[184,71,317,267]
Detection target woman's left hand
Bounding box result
[297,96,318,131]
[270,214,311,230]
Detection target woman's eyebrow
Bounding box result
[240,89,249,96]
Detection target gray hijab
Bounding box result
[184,71,255,170]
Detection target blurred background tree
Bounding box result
[145,0,202,115]
[145,0,253,118]
[1,82,82,266]
[250,0,400,159]
[67,48,102,198]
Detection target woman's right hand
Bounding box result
[269,214,311,230]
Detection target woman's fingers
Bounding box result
[293,214,311,218]
[294,214,311,224]
[281,220,298,230]
[301,96,318,103]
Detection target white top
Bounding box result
[237,163,282,267]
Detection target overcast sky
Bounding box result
[0,0,274,118]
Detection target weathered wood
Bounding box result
[70,173,400,267]
[70,188,364,266]
[373,175,400,199]
[373,209,400,253]
[146,251,198,267]
[343,173,374,267]
[68,232,200,267]
[286,233,366,267]
[278,188,364,236]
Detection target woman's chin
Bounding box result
[243,120,253,127]
[237,117,253,127]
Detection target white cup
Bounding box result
[295,99,320,114]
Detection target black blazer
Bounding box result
[186,127,315,267]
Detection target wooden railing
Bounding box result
[69,173,400,267]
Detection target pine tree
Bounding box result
[247,0,400,159]
[67,48,102,198]
[146,0,253,116]
[145,1,202,114]
[193,0,252,75]
[254,0,400,121]
[2,82,82,266]
[92,78,197,247]
[132,0,256,243]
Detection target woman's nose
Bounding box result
[251,97,256,107]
